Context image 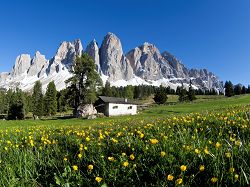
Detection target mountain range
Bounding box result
[0,32,223,92]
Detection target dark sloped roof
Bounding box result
[98,96,137,105]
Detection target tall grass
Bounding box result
[0,105,249,186]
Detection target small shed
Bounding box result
[95,96,137,117]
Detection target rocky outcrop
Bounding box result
[86,39,101,73]
[47,39,83,75]
[11,54,31,77]
[27,51,47,77]
[77,104,97,118]
[100,32,133,81]
[189,69,223,90]
[126,43,173,80]
[161,51,189,78]
[0,32,224,92]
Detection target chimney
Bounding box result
[124,98,128,103]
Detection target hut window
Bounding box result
[128,106,132,110]
[113,106,118,109]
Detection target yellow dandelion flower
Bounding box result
[229,167,235,173]
[123,161,129,167]
[130,154,135,160]
[140,133,144,138]
[86,137,90,142]
[211,177,218,183]
[195,149,200,154]
[88,164,93,170]
[95,176,102,183]
[160,151,166,157]
[78,153,82,158]
[108,156,115,162]
[234,174,239,180]
[176,178,183,185]
[235,140,241,146]
[180,165,187,172]
[122,152,126,156]
[72,165,78,171]
[225,152,231,158]
[204,148,209,154]
[63,157,67,161]
[199,165,205,172]
[150,139,159,144]
[215,142,221,149]
[167,174,174,181]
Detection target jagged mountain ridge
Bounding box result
[0,32,223,92]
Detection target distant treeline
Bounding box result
[0,80,249,120]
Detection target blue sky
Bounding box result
[0,0,249,85]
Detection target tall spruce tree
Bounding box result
[153,86,168,104]
[44,81,57,116]
[7,88,26,120]
[178,84,187,102]
[241,86,247,94]
[234,84,242,95]
[102,81,112,97]
[224,81,234,97]
[188,80,196,101]
[124,85,134,99]
[66,53,102,116]
[32,81,44,118]
[57,89,68,113]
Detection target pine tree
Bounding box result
[44,81,57,116]
[57,89,68,113]
[247,85,250,94]
[124,85,134,99]
[66,53,102,116]
[241,86,247,94]
[224,81,234,97]
[32,81,44,118]
[102,81,112,97]
[7,88,26,120]
[178,84,187,102]
[188,80,196,101]
[234,84,242,95]
[153,86,168,104]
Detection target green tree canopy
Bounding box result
[66,53,102,116]
[32,81,44,118]
[224,81,234,97]
[153,86,168,104]
[7,88,26,120]
[44,81,57,116]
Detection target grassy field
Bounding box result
[0,94,250,186]
[1,94,250,128]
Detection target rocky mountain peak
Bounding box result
[27,51,47,77]
[161,51,189,78]
[86,39,101,73]
[0,32,224,92]
[126,42,173,80]
[100,32,133,81]
[47,39,83,75]
[11,54,31,77]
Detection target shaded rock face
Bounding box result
[100,32,133,81]
[11,54,31,77]
[47,39,83,75]
[161,51,189,78]
[85,39,101,73]
[126,43,174,80]
[27,51,47,77]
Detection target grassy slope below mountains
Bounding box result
[0,94,250,129]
